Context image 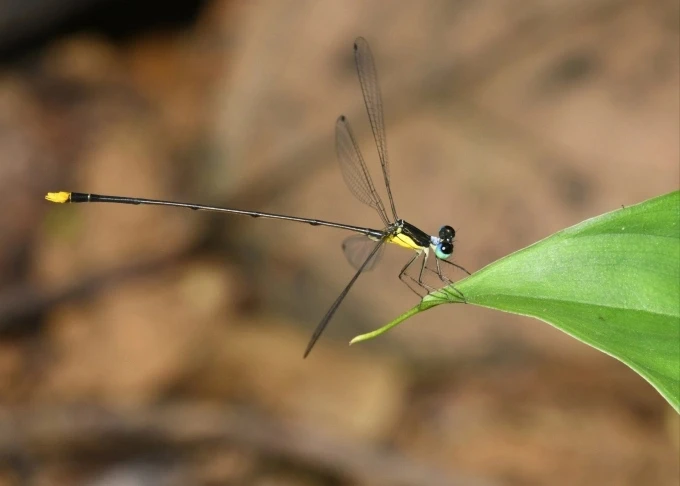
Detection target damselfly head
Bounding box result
[439,225,455,241]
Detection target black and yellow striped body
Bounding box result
[385,220,432,251]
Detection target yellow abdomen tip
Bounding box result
[45,192,71,203]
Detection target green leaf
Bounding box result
[352,191,680,412]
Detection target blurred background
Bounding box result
[0,0,679,485]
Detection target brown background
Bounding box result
[0,0,678,485]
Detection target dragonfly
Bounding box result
[45,37,469,358]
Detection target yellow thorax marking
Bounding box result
[45,192,71,203]
[386,229,423,251]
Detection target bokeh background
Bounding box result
[1,1,679,485]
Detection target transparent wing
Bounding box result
[336,115,390,226]
[353,37,398,221]
[304,238,387,358]
[341,234,385,271]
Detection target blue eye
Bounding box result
[435,241,453,259]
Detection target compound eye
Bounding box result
[439,225,455,240]
[435,241,453,260]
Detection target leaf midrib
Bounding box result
[466,293,680,320]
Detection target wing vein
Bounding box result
[336,115,390,226]
[303,237,387,357]
[353,37,398,220]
